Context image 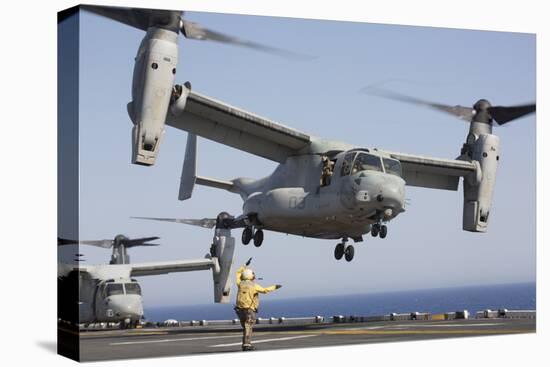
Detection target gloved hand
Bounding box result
[245,257,252,266]
[275,284,283,290]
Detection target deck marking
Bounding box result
[110,334,241,346]
[401,323,505,328]
[317,329,532,335]
[78,330,169,338]
[210,334,317,347]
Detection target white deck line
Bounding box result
[210,334,317,347]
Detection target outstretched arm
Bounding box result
[254,284,281,294]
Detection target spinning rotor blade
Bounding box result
[124,236,161,247]
[364,87,474,121]
[488,104,536,125]
[364,87,536,125]
[132,216,217,229]
[179,19,312,59]
[83,5,311,59]
[57,237,114,248]
[82,5,181,32]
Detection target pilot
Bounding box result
[234,258,282,351]
[320,156,334,186]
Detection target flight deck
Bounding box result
[64,312,536,362]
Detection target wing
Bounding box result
[385,151,478,190]
[58,263,92,277]
[130,258,216,277]
[166,90,311,162]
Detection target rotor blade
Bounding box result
[58,237,114,248]
[124,236,160,245]
[131,216,217,229]
[82,5,181,32]
[180,19,313,60]
[488,104,536,125]
[125,243,161,248]
[363,87,474,121]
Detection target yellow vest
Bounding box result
[235,267,276,311]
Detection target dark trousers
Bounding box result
[235,308,256,346]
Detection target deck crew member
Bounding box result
[235,258,282,351]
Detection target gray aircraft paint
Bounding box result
[58,227,235,325]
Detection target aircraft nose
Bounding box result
[376,179,405,211]
[109,295,144,319]
[355,174,405,215]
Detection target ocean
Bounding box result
[144,282,535,322]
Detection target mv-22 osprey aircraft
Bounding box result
[58,230,235,328]
[84,5,536,262]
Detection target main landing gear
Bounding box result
[242,227,264,247]
[334,239,354,262]
[371,223,388,239]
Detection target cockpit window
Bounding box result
[106,283,124,297]
[125,283,142,295]
[383,158,402,177]
[340,152,356,176]
[352,153,383,174]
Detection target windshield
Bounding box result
[125,283,142,295]
[352,153,383,174]
[340,152,356,176]
[106,283,124,297]
[383,158,402,177]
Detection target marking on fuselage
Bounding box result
[210,334,317,347]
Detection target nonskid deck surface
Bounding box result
[73,318,535,361]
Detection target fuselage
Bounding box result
[239,148,406,241]
[77,275,144,325]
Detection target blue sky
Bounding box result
[68,9,535,308]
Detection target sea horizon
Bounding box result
[144,281,536,322]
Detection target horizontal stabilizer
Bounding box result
[196,176,234,192]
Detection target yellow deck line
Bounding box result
[302,329,532,335]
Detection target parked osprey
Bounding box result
[57,232,234,327]
[85,5,536,262]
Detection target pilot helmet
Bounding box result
[241,268,255,281]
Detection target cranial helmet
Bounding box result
[241,268,255,281]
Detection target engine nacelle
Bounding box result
[129,27,178,166]
[462,133,500,232]
[211,221,236,303]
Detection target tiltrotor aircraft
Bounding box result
[85,5,536,262]
[58,231,235,327]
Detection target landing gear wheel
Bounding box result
[242,227,252,245]
[334,243,345,260]
[253,230,264,247]
[344,245,355,262]
[372,224,380,237]
[379,225,387,239]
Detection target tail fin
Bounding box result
[178,133,198,200]
[179,133,236,201]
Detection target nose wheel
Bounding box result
[242,227,264,247]
[334,241,354,262]
[371,223,388,239]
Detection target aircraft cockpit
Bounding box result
[340,150,402,177]
[101,280,142,298]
